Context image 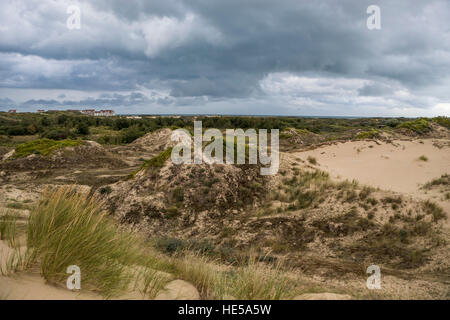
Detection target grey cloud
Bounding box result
[0,0,449,115]
[358,83,394,96]
[18,92,151,111]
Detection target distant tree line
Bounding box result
[0,112,447,144]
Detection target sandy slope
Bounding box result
[0,274,103,300]
[295,138,450,224]
[0,239,102,300]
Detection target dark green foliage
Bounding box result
[0,113,443,148]
[396,118,431,133]
[432,116,450,129]
[356,129,379,139]
[99,186,112,195]
[142,147,173,170]
[42,128,70,140]
[76,122,90,135]
[120,125,145,144]
[14,138,83,158]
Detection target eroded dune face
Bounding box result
[296,139,449,194]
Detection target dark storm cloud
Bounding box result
[20,92,151,110]
[0,0,449,115]
[358,83,394,96]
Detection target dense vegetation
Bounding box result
[13,138,83,158]
[0,111,448,147]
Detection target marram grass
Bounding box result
[25,187,160,298]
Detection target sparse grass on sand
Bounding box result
[13,138,83,158]
[422,174,449,189]
[417,155,428,162]
[307,156,317,165]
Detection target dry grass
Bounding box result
[170,252,294,300]
[1,187,169,298]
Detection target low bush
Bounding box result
[142,147,173,169]
[397,118,431,134]
[14,138,83,158]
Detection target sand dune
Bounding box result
[295,138,450,223]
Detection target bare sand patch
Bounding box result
[294,139,450,223]
[0,273,102,300]
[295,139,449,193]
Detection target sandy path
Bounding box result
[294,139,450,222]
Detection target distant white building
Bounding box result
[95,110,115,117]
[77,109,115,116]
[81,109,95,116]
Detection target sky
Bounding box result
[0,0,449,117]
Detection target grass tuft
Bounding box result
[307,156,317,165]
[25,187,152,298]
[417,155,428,162]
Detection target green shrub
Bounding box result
[397,118,431,134]
[142,147,173,169]
[385,119,400,127]
[42,129,70,140]
[95,134,122,145]
[99,186,112,195]
[14,138,83,158]
[120,125,145,144]
[417,155,428,162]
[76,123,90,135]
[356,129,379,139]
[432,116,450,129]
